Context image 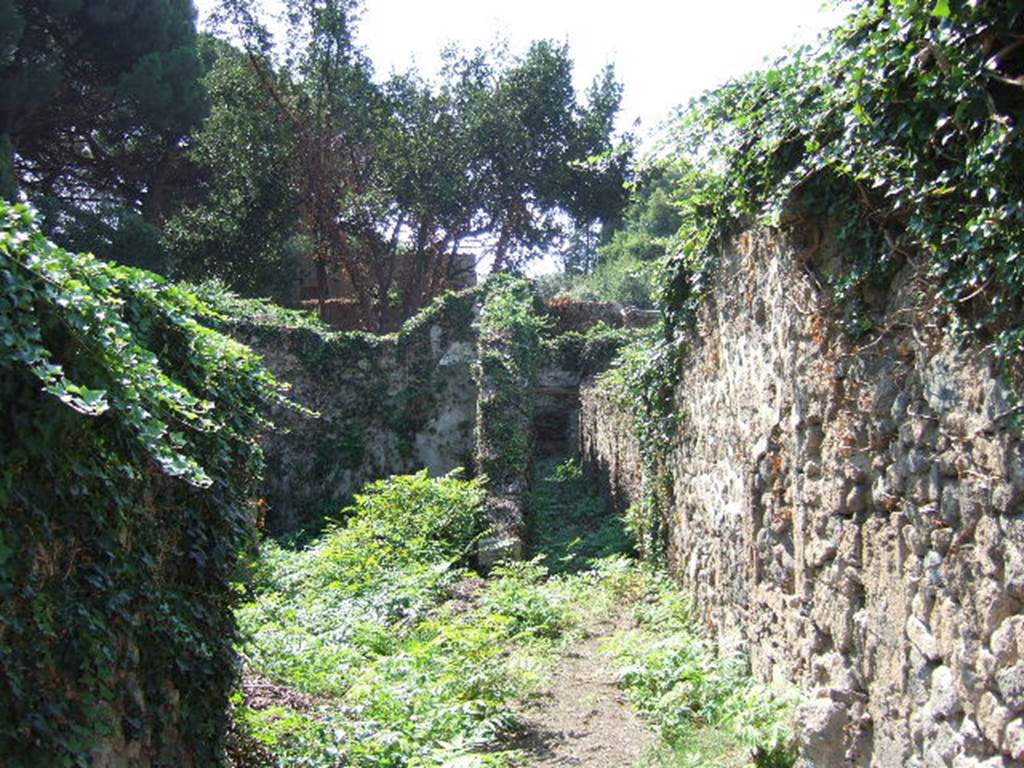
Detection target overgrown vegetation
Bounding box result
[540,320,634,377]
[530,461,796,768]
[190,281,481,534]
[593,327,680,563]
[589,0,1024,546]
[0,201,294,764]
[549,164,685,308]
[474,275,548,489]
[609,578,796,768]
[0,0,206,273]
[1,0,631,328]
[527,456,633,573]
[663,0,1023,370]
[230,460,795,768]
[231,470,573,767]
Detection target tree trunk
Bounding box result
[0,134,17,201]
[141,153,171,225]
[315,257,329,321]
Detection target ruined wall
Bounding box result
[580,386,645,513]
[580,228,1024,767]
[234,292,479,533]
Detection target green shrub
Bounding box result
[564,252,660,308]
[235,472,570,767]
[239,471,486,697]
[313,470,486,591]
[482,560,570,639]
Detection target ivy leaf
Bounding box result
[931,0,951,19]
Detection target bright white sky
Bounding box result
[195,0,846,144]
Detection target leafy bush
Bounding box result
[238,471,486,695]
[553,163,684,308]
[313,469,487,593]
[482,560,570,639]
[235,472,547,767]
[0,200,294,765]
[563,252,660,308]
[541,320,634,375]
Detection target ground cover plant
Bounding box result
[609,579,796,768]
[230,460,796,767]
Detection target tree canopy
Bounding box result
[0,0,207,216]
[0,0,631,329]
[0,0,210,275]
[171,0,631,329]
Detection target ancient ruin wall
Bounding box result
[234,292,479,533]
[581,228,1024,767]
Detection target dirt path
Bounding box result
[509,609,656,768]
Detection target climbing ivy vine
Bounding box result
[598,0,1024,556]
[0,201,296,765]
[474,275,548,487]
[661,0,1023,370]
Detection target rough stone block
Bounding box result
[795,698,850,767]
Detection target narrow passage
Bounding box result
[510,607,656,767]
[508,456,656,767]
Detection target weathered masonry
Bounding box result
[582,228,1024,767]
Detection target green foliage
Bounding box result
[594,1,1024,568]
[0,133,15,201]
[560,163,685,307]
[608,577,797,768]
[164,36,301,301]
[195,282,482,534]
[596,327,681,562]
[528,456,632,574]
[481,559,570,640]
[553,456,582,481]
[541,320,634,374]
[203,1,630,324]
[319,470,486,587]
[474,275,548,486]
[446,40,632,272]
[1,0,208,261]
[624,494,669,567]
[231,704,335,767]
[35,197,172,274]
[189,278,335,334]
[660,0,1024,377]
[0,201,294,764]
[235,459,796,768]
[562,252,661,308]
[235,471,555,767]
[238,472,486,699]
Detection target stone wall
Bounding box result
[234,291,480,533]
[580,227,1024,767]
[579,385,645,513]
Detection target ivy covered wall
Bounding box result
[220,287,482,535]
[472,276,547,563]
[0,202,293,766]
